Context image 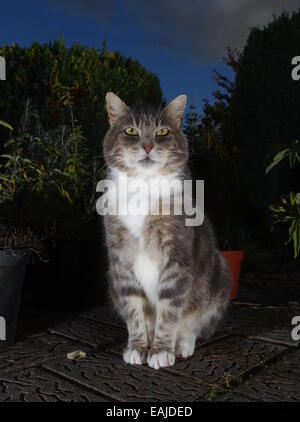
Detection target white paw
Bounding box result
[147,351,175,369]
[123,348,143,365]
[176,337,196,358]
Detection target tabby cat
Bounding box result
[102,92,230,369]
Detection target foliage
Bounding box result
[184,11,300,251]
[183,49,251,250]
[0,100,77,204]
[236,9,300,209]
[183,48,241,156]
[0,38,164,242]
[266,140,300,258]
[201,48,241,155]
[0,120,13,131]
[0,38,164,157]
[266,140,300,174]
[183,103,202,152]
[0,224,53,260]
[0,99,102,240]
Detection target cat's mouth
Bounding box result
[138,157,155,167]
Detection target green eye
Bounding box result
[125,127,139,136]
[156,128,169,137]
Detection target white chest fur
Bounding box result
[120,214,145,238]
[109,169,181,304]
[133,252,159,304]
[110,168,181,238]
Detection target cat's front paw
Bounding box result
[147,349,175,369]
[176,336,196,359]
[123,347,148,365]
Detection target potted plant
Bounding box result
[266,139,300,258]
[0,225,46,349]
[220,227,246,300]
[1,98,106,311]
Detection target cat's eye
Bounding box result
[125,127,139,137]
[156,128,169,137]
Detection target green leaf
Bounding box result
[0,120,14,131]
[266,148,290,174]
[62,190,73,205]
[288,219,297,241]
[292,222,300,258]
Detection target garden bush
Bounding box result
[236,10,300,210]
[0,38,164,156]
[0,39,164,241]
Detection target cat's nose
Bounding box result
[143,144,153,153]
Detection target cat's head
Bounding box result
[103,93,188,176]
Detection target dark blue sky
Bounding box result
[1,0,298,113]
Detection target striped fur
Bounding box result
[103,93,231,369]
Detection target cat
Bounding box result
[102,92,231,369]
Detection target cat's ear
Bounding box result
[163,95,187,127]
[106,92,130,126]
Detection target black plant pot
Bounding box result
[0,250,29,350]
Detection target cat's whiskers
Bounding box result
[96,156,124,176]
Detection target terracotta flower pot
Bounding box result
[221,250,244,300]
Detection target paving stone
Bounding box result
[215,392,258,402]
[44,349,210,402]
[78,308,227,357]
[235,349,300,402]
[0,367,106,402]
[226,304,298,327]
[2,295,299,402]
[79,306,125,328]
[15,307,73,341]
[165,336,287,388]
[49,316,126,348]
[106,332,228,357]
[0,333,90,375]
[225,305,300,346]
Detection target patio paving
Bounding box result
[0,272,299,402]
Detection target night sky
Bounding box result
[1,0,299,112]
